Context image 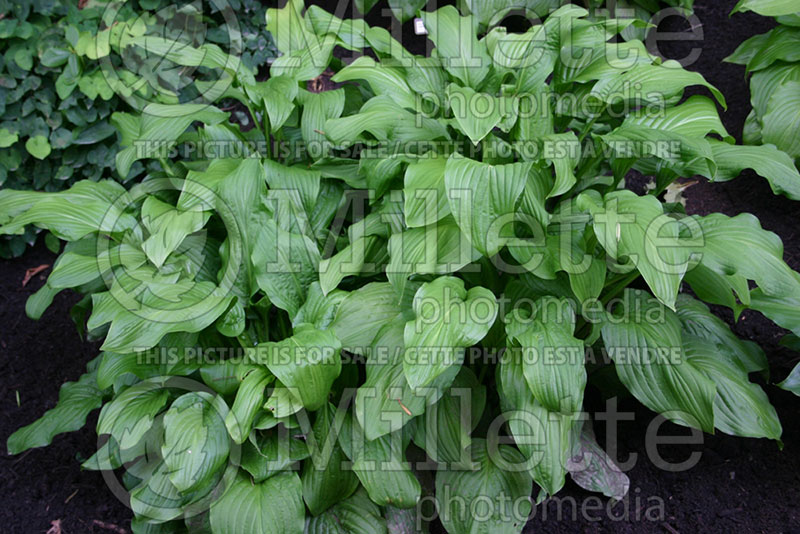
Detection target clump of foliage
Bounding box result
[3,2,800,533]
[0,0,276,257]
[726,0,800,396]
[727,0,800,167]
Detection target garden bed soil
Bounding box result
[2,1,800,533]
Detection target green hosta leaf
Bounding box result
[342,417,421,509]
[140,196,209,269]
[684,266,749,318]
[683,336,781,440]
[733,0,800,16]
[241,430,309,483]
[726,31,772,66]
[560,39,653,83]
[622,95,731,140]
[675,295,767,374]
[216,158,271,297]
[748,287,800,337]
[162,392,230,493]
[249,75,298,132]
[386,216,480,297]
[446,84,507,144]
[585,190,690,310]
[200,360,244,397]
[435,439,533,534]
[302,403,359,515]
[497,347,575,496]
[25,283,61,320]
[412,366,486,464]
[319,235,382,295]
[264,384,305,419]
[225,367,272,444]
[404,157,450,228]
[216,300,246,338]
[505,297,586,414]
[266,0,313,54]
[252,219,321,318]
[484,23,554,76]
[263,158,322,236]
[403,276,498,389]
[762,81,800,159]
[129,457,189,523]
[750,63,800,122]
[324,96,449,149]
[299,89,346,161]
[113,105,228,177]
[388,0,426,22]
[444,156,531,257]
[270,35,337,82]
[305,488,388,534]
[96,352,155,391]
[686,212,800,298]
[589,61,726,109]
[254,327,342,411]
[778,361,800,397]
[25,135,52,160]
[97,379,170,450]
[356,317,460,441]
[293,282,347,329]
[598,125,714,184]
[7,369,103,454]
[600,289,716,433]
[91,283,235,354]
[306,5,370,50]
[0,180,136,241]
[332,282,408,353]
[405,56,448,98]
[542,132,581,197]
[124,36,252,85]
[47,240,116,289]
[745,26,800,73]
[209,472,305,534]
[709,140,800,200]
[332,56,416,110]
[420,6,491,88]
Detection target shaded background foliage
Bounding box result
[0,0,277,257]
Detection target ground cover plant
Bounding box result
[0,0,276,257]
[2,1,800,533]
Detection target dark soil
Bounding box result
[2,1,800,533]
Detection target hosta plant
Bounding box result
[4,2,800,533]
[726,0,800,168]
[726,0,800,395]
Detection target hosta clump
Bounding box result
[3,2,800,533]
[726,1,800,172]
[725,0,800,394]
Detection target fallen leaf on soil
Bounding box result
[664,180,698,207]
[22,264,49,287]
[46,520,62,534]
